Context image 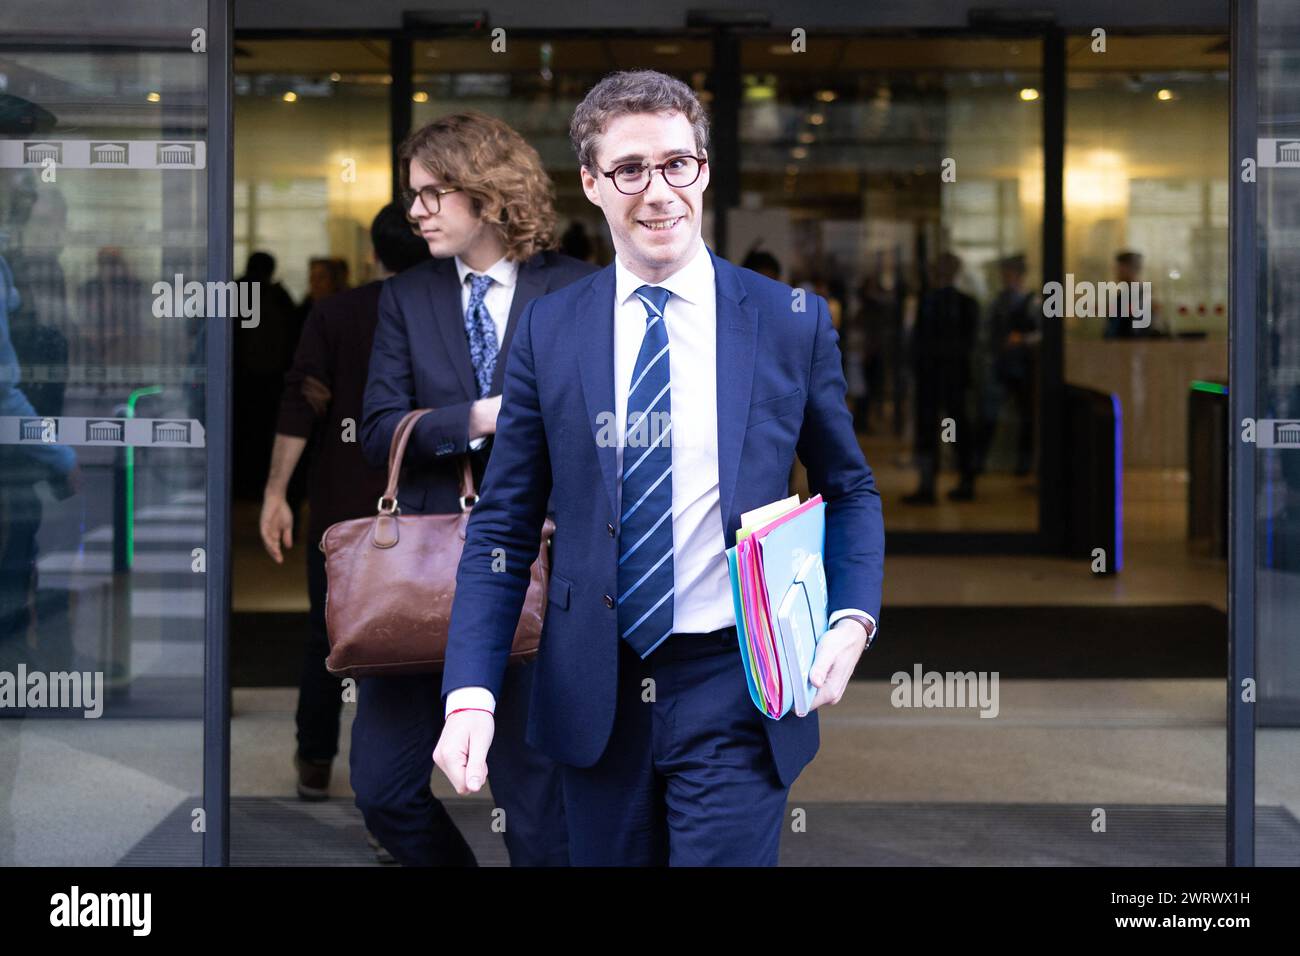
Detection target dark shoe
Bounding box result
[365,829,397,865]
[947,482,975,501]
[294,753,332,802]
[902,489,937,505]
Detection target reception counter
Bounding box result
[1065,337,1228,469]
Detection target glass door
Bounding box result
[1243,0,1300,866]
[0,0,229,865]
[732,33,1050,544]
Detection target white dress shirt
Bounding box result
[445,242,873,718]
[612,241,733,634]
[455,254,517,451]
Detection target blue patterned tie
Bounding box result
[618,285,676,658]
[464,273,499,397]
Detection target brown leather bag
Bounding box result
[320,408,553,678]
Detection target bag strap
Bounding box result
[378,409,478,515]
[378,409,427,514]
[385,409,421,476]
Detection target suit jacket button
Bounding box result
[603,594,615,609]
[607,523,615,537]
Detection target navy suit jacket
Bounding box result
[442,249,885,787]
[361,250,597,515]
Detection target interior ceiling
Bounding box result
[233,34,1228,77]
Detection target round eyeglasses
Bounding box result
[599,156,707,195]
[401,184,463,215]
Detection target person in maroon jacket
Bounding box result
[258,203,430,819]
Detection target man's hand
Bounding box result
[259,493,294,564]
[468,395,503,440]
[808,618,872,711]
[433,711,496,795]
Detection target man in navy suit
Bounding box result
[434,71,884,866]
[356,112,595,866]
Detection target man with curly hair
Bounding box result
[356,111,596,866]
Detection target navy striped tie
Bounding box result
[618,285,675,658]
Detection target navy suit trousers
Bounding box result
[560,629,791,866]
[350,659,567,866]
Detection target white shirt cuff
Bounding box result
[468,436,487,451]
[445,686,496,718]
[828,608,877,641]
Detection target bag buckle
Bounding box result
[459,494,478,511]
[377,496,400,515]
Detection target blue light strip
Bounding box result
[1111,392,1123,572]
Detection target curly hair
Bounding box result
[398,111,558,261]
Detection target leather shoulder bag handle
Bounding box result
[378,408,476,517]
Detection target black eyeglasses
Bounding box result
[401,184,463,215]
[599,156,707,195]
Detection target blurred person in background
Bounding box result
[976,253,1038,478]
[741,247,781,282]
[905,252,978,504]
[259,204,431,838]
[1104,249,1163,338]
[232,251,297,500]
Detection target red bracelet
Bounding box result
[448,707,493,718]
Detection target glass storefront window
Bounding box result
[1066,37,1230,343]
[1,1,210,865]
[1063,38,1229,568]
[234,39,392,300]
[738,35,1043,533]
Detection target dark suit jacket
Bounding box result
[361,251,597,516]
[442,249,886,788]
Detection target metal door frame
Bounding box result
[204,0,233,867]
[1227,0,1256,868]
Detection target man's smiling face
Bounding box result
[580,110,709,284]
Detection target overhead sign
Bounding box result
[0,416,205,448]
[0,140,207,169]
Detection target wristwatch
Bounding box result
[836,613,876,648]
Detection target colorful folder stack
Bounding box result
[725,493,828,719]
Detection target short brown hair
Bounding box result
[398,111,558,261]
[569,70,710,171]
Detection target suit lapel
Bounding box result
[712,251,758,542]
[578,264,620,521]
[429,259,477,399]
[491,252,546,395]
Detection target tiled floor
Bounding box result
[222,677,1300,864]
[213,462,1295,865]
[5,453,1277,866]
